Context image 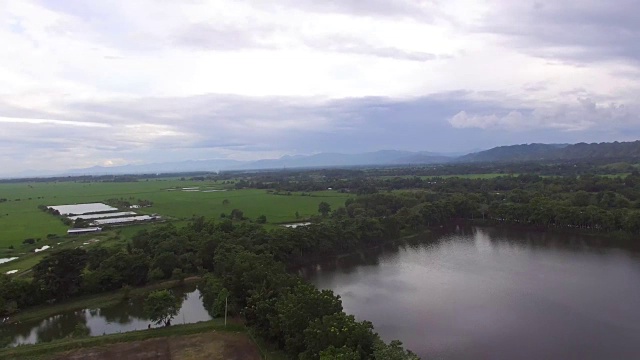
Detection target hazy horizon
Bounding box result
[2,1,639,175]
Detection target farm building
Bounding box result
[67,227,102,235]
[49,203,117,216]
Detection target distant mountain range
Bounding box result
[63,150,452,175]
[456,141,640,163]
[8,140,640,178]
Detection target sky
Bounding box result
[1,0,639,175]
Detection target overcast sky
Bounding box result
[1,0,639,175]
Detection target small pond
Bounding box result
[0,284,211,347]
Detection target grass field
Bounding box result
[0,180,351,250]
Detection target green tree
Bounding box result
[373,339,421,360]
[318,202,332,216]
[256,215,267,224]
[320,346,360,360]
[153,252,178,279]
[199,274,231,317]
[144,290,181,326]
[231,209,244,220]
[73,218,90,228]
[301,312,376,360]
[271,284,343,356]
[71,323,90,338]
[33,248,87,301]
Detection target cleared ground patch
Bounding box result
[49,332,261,360]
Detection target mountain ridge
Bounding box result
[63,150,452,176]
[457,141,640,163]
[6,140,640,178]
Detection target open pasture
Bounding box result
[0,179,351,249]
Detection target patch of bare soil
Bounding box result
[52,332,261,360]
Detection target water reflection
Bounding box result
[304,226,640,360]
[0,284,212,346]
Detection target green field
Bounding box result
[0,180,351,251]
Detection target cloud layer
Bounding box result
[1,0,639,175]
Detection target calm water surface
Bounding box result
[303,226,640,360]
[1,284,211,346]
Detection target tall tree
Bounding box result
[318,202,332,216]
[144,290,182,326]
[33,248,87,301]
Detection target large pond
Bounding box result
[0,284,211,346]
[303,226,640,360]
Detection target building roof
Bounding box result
[67,227,102,233]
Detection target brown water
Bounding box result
[303,226,640,360]
[0,284,211,347]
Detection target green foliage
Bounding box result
[71,323,90,338]
[320,346,360,360]
[256,214,267,224]
[373,339,421,360]
[199,274,229,317]
[143,289,182,326]
[153,252,178,279]
[82,249,150,294]
[0,274,40,316]
[318,201,331,216]
[230,208,244,220]
[121,285,132,301]
[271,284,343,355]
[149,268,165,281]
[301,313,376,360]
[33,248,87,301]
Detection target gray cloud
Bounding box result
[482,1,640,64]
[250,0,442,21]
[172,23,439,62]
[304,34,438,61]
[449,97,638,133]
[173,23,278,51]
[3,90,639,175]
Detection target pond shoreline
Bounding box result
[5,277,201,325]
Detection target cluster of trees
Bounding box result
[191,223,419,359]
[1,213,420,358]
[225,171,640,237]
[104,197,153,208]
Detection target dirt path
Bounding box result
[51,332,261,360]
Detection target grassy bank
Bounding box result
[0,320,245,360]
[6,277,200,324]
